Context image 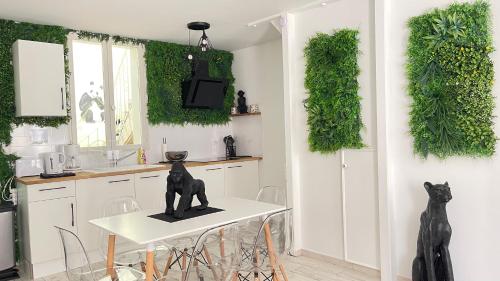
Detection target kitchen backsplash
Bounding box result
[7,122,239,168]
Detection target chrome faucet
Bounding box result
[111,150,136,167]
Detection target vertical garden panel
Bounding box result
[304,29,364,153]
[407,1,496,158]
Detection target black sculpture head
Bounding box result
[169,162,191,184]
[424,181,452,203]
[237,90,245,97]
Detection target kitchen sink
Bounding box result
[84,164,164,174]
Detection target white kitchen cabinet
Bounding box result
[134,170,168,210]
[28,197,76,264]
[76,174,135,252]
[16,180,76,279]
[188,164,225,204]
[13,40,67,117]
[224,161,259,200]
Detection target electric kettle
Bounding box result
[40,152,65,175]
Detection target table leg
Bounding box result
[145,244,155,281]
[106,234,117,279]
[263,223,281,281]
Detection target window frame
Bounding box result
[67,33,149,151]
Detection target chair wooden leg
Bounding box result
[279,264,289,281]
[106,234,117,280]
[263,224,281,281]
[193,257,201,280]
[181,248,187,281]
[253,249,261,281]
[163,251,174,277]
[153,261,161,279]
[203,245,220,281]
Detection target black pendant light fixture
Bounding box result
[187,22,213,60]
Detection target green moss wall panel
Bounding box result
[145,41,234,126]
[304,29,364,153]
[407,1,496,158]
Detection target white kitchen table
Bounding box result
[89,197,287,281]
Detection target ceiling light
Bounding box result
[187,22,213,53]
[321,2,327,6]
[252,24,257,27]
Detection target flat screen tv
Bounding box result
[182,60,228,109]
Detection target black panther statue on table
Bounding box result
[412,182,454,281]
[165,162,209,219]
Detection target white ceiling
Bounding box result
[0,0,319,51]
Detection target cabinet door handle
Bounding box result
[227,166,242,169]
[206,168,222,171]
[108,179,130,184]
[39,186,67,192]
[70,203,75,227]
[61,87,64,110]
[140,175,160,179]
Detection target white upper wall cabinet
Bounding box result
[13,40,67,117]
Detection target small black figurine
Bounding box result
[165,162,209,219]
[237,90,248,114]
[412,182,454,281]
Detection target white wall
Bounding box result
[287,0,377,263]
[146,124,231,163]
[232,39,286,190]
[386,0,500,280]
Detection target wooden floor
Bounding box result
[23,254,380,281]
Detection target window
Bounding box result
[69,36,145,148]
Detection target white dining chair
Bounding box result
[184,222,241,281]
[237,209,292,281]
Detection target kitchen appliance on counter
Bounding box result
[62,144,82,171]
[0,202,18,280]
[223,135,236,158]
[40,152,65,175]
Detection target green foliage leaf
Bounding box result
[304,29,364,153]
[407,1,496,158]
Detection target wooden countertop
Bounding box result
[16,156,262,185]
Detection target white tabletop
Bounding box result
[89,197,286,245]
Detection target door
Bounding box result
[343,149,379,268]
[224,161,259,200]
[13,40,66,117]
[28,197,76,263]
[134,170,168,210]
[76,174,135,252]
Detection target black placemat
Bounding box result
[149,206,224,223]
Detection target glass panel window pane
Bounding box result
[112,45,142,145]
[72,41,107,147]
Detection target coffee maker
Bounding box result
[62,144,82,171]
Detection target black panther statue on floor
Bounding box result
[165,162,209,219]
[412,182,454,281]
